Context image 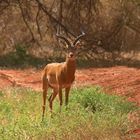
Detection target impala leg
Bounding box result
[49,89,57,113]
[65,87,70,109]
[42,74,48,120]
[48,94,52,102]
[42,89,47,120]
[58,88,63,112]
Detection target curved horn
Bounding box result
[56,34,71,47]
[73,32,85,46]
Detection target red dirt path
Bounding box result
[0,66,140,105]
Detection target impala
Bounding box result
[42,31,85,119]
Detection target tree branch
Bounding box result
[0,0,10,14]
[18,0,35,41]
[36,5,42,40]
[35,0,76,37]
[126,24,140,34]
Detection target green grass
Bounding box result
[0,87,139,140]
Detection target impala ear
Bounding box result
[74,41,81,49]
[65,44,69,49]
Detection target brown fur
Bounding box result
[41,31,85,119]
[42,54,76,118]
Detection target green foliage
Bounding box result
[15,44,27,59]
[0,43,46,68]
[8,43,29,67]
[74,87,137,114]
[0,87,139,140]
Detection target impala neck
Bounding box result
[65,58,76,75]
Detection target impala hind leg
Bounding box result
[49,89,58,114]
[42,75,48,120]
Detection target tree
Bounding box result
[0,0,139,63]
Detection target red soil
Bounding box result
[0,66,140,105]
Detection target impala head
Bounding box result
[56,31,85,61]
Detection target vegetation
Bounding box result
[0,0,140,66]
[0,1,139,139]
[0,86,139,140]
[0,48,46,68]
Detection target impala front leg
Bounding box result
[65,87,71,109]
[58,87,63,112]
